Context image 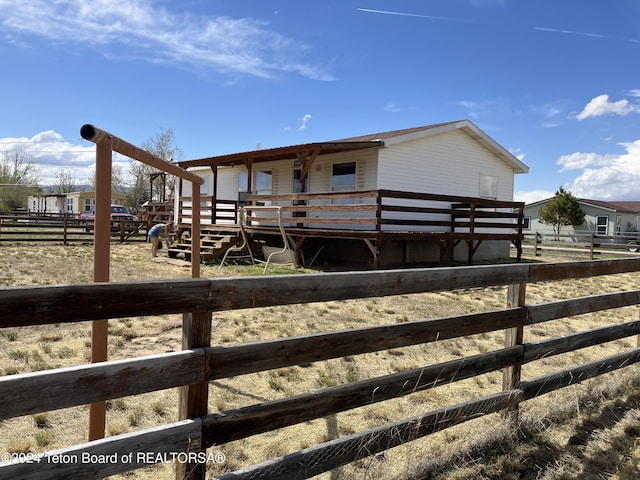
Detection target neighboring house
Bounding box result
[28,192,127,216]
[524,198,640,239]
[175,119,529,266]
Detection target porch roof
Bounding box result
[177,141,384,168]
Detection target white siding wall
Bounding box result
[377,130,514,200]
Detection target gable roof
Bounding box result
[332,119,529,174]
[177,119,528,174]
[526,197,640,213]
[578,199,640,213]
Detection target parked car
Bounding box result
[81,205,137,233]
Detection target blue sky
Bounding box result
[0,0,639,203]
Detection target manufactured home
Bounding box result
[28,192,127,217]
[172,120,528,267]
[524,198,640,239]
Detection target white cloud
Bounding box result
[0,130,131,185]
[509,147,525,162]
[383,102,414,113]
[543,104,563,118]
[574,94,640,120]
[560,139,640,200]
[298,114,312,131]
[0,0,334,81]
[556,151,617,172]
[514,189,555,204]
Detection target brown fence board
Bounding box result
[0,419,202,480]
[0,350,204,420]
[526,290,640,324]
[206,309,525,379]
[522,348,640,399]
[2,260,639,328]
[529,258,640,282]
[523,320,640,363]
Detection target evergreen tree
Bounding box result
[539,186,585,240]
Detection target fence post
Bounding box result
[503,282,526,418]
[590,233,595,260]
[176,310,212,480]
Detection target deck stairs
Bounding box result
[167,225,240,262]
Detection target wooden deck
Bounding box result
[173,189,525,268]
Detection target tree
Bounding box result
[88,163,127,195]
[135,127,183,204]
[53,169,76,194]
[538,186,585,241]
[0,149,41,212]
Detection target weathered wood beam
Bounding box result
[0,350,204,421]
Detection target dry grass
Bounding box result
[1,242,640,479]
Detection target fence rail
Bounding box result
[0,215,148,243]
[524,231,640,259]
[1,258,640,479]
[179,189,523,233]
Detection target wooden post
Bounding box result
[89,140,112,441]
[176,311,212,480]
[191,187,201,278]
[590,233,595,260]
[502,282,526,419]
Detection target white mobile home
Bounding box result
[174,120,528,267]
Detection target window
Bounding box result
[293,168,308,194]
[83,198,93,213]
[332,162,356,192]
[200,175,209,195]
[523,216,531,230]
[238,170,273,206]
[596,215,608,235]
[238,172,248,207]
[293,168,309,207]
[67,198,74,212]
[332,162,356,204]
[254,170,273,196]
[479,174,498,199]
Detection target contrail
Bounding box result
[535,26,640,43]
[357,8,468,22]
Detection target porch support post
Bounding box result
[210,164,217,224]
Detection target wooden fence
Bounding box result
[0,215,148,244]
[1,258,640,479]
[524,231,640,259]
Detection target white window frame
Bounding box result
[596,215,608,235]
[479,174,498,199]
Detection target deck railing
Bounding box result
[1,259,640,479]
[178,190,523,235]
